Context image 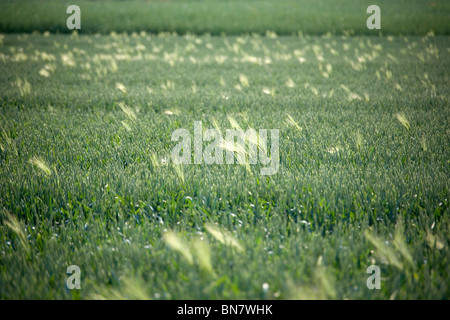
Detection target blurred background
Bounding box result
[0,0,448,36]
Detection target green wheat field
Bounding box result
[0,0,449,299]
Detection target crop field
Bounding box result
[0,0,449,300]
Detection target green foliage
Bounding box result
[0,30,449,299]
